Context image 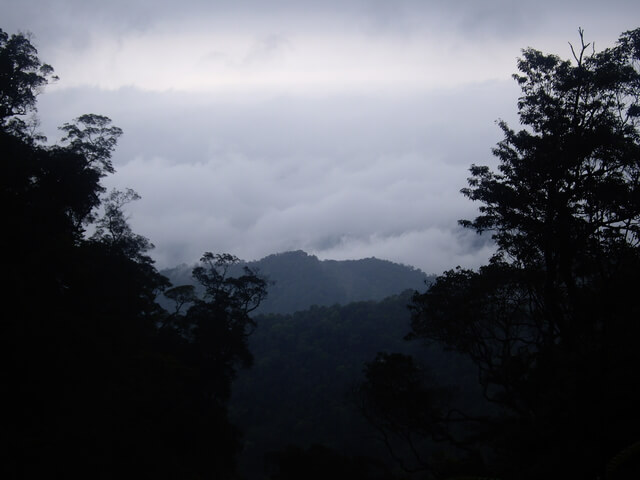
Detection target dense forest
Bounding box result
[231,291,477,479]
[3,25,640,480]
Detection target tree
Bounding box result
[91,188,156,262]
[0,28,57,132]
[174,253,268,400]
[60,113,123,175]
[193,252,268,317]
[1,27,259,479]
[357,353,456,475]
[0,34,174,472]
[163,284,197,315]
[151,253,268,478]
[363,28,640,479]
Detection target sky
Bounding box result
[2,0,639,274]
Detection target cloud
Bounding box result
[313,227,495,275]
[48,80,514,273]
[101,151,494,273]
[7,1,636,47]
[4,0,639,274]
[242,34,292,66]
[7,1,636,94]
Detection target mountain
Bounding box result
[161,250,434,314]
[161,253,475,478]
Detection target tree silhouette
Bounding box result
[0,29,57,130]
[363,28,640,479]
[60,114,122,175]
[169,253,268,400]
[1,27,266,479]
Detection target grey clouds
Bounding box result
[2,0,639,272]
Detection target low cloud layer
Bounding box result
[4,1,639,273]
[35,83,512,272]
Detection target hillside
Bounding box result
[230,291,480,479]
[161,250,434,314]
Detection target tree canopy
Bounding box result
[1,27,267,479]
[362,27,640,479]
[0,29,56,127]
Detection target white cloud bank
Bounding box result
[3,0,639,272]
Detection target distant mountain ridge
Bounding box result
[161,250,434,314]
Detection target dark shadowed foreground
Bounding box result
[1,29,267,478]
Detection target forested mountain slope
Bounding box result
[229,290,479,479]
[162,250,433,314]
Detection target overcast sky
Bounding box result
[2,1,639,273]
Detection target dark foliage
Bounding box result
[361,28,640,479]
[165,252,268,401]
[0,29,56,130]
[264,444,394,480]
[1,28,265,479]
[229,291,477,479]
